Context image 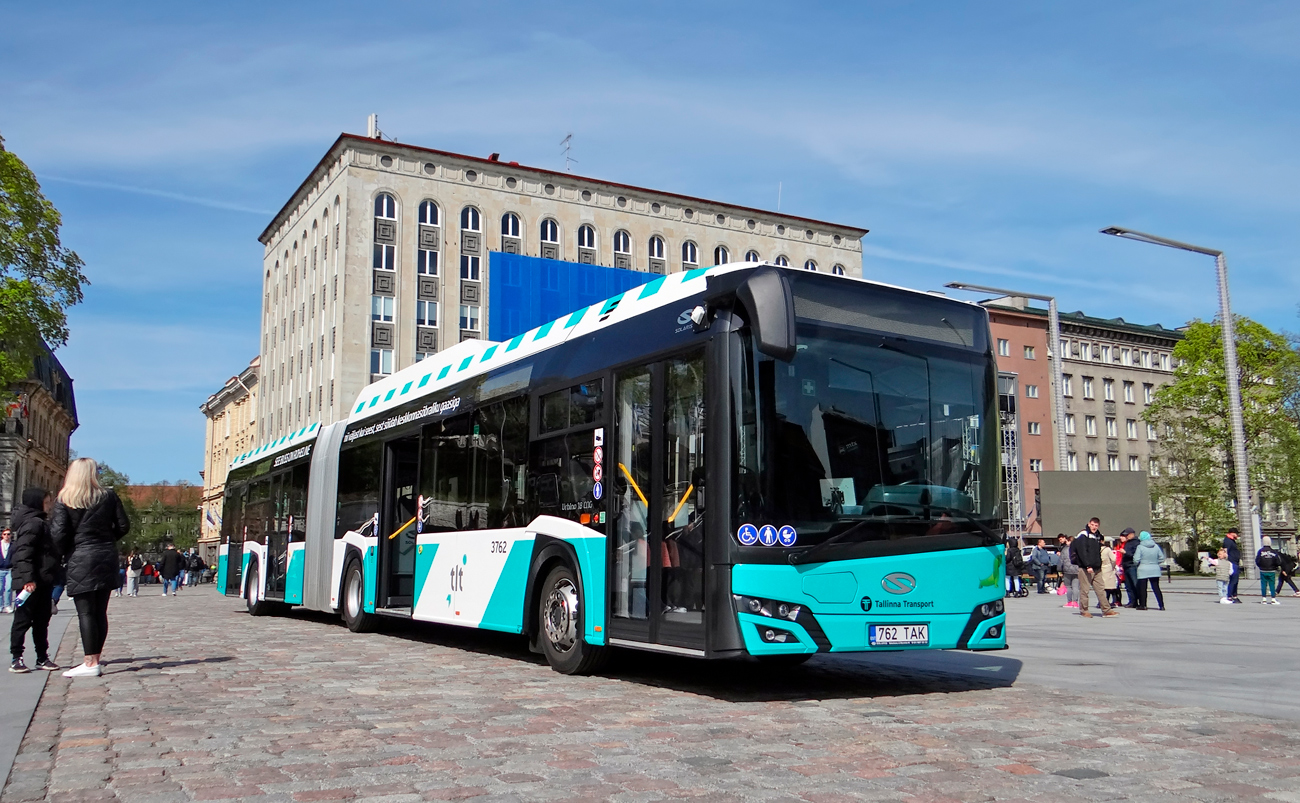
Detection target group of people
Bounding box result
[5,458,129,676]
[1211,530,1298,604]
[120,546,206,597]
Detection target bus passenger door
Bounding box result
[264,473,288,600]
[381,436,420,610]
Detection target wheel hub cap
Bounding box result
[544,579,580,652]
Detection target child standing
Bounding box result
[1215,547,1232,604]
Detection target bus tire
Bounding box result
[245,562,278,617]
[341,558,376,633]
[538,564,607,675]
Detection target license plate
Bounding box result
[869,623,929,646]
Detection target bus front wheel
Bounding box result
[341,559,377,633]
[538,565,607,675]
[245,562,280,617]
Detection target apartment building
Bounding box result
[254,130,868,445]
[198,357,258,562]
[1,343,77,526]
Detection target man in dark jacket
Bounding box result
[1070,517,1116,618]
[9,488,59,673]
[159,543,183,596]
[1120,529,1140,608]
[1225,529,1242,603]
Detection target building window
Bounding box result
[682,241,698,265]
[1024,345,1035,359]
[1127,419,1138,440]
[419,200,440,226]
[997,339,1010,357]
[1140,350,1151,368]
[373,244,395,270]
[1065,414,1076,435]
[1143,383,1154,404]
[714,246,729,265]
[743,249,760,262]
[1105,417,1117,437]
[1082,377,1094,399]
[577,224,596,249]
[1107,455,1119,472]
[540,219,559,243]
[1062,375,1073,396]
[1121,348,1132,366]
[1029,458,1043,473]
[459,304,480,331]
[1067,452,1078,471]
[1149,458,1160,477]
[416,300,437,327]
[1088,453,1100,471]
[804,259,817,271]
[1147,423,1157,441]
[370,348,393,375]
[1100,345,1112,363]
[1026,384,1039,399]
[1160,353,1170,371]
[374,193,396,219]
[1027,421,1042,435]
[416,352,432,362]
[1103,378,1114,401]
[461,254,481,281]
[614,230,631,254]
[774,255,789,267]
[371,295,394,323]
[1129,456,1140,472]
[648,236,665,259]
[501,212,520,237]
[1080,342,1092,361]
[418,249,439,275]
[1085,415,1097,437]
[1060,339,1070,358]
[831,264,846,275]
[1123,381,1134,403]
[460,206,481,232]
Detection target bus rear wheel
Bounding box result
[341,559,376,633]
[538,565,607,675]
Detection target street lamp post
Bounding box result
[945,282,1069,473]
[1099,227,1254,572]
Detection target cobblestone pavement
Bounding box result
[6,588,1300,802]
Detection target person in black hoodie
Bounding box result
[1120,529,1140,608]
[1070,517,1117,618]
[51,458,130,678]
[1224,529,1242,603]
[8,488,60,673]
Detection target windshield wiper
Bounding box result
[883,501,1005,546]
[788,515,915,565]
[788,505,1003,565]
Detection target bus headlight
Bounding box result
[734,595,801,621]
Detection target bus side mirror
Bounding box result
[736,266,797,362]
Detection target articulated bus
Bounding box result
[218,263,1007,673]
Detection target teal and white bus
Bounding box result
[218,263,1007,673]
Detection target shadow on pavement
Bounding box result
[106,656,236,673]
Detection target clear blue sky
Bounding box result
[3,2,1297,482]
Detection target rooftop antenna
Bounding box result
[560,133,577,172]
[777,181,782,212]
[367,113,393,142]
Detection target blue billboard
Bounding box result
[487,252,658,343]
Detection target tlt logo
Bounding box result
[450,565,465,592]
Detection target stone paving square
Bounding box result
[3,586,1299,802]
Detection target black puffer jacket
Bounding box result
[50,490,130,596]
[10,500,60,588]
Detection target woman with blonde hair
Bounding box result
[50,458,130,677]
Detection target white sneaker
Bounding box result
[1260,600,1271,604]
[1219,598,1234,604]
[1270,599,1281,605]
[62,663,102,678]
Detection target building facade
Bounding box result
[198,357,259,562]
[1,344,78,526]
[124,484,202,554]
[255,132,868,445]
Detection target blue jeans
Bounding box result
[162,578,179,595]
[0,569,11,608]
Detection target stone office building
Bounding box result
[198,356,259,562]
[255,129,868,444]
[0,344,78,526]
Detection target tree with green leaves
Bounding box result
[0,134,87,403]
[1145,316,1300,552]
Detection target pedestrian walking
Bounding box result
[159,543,183,596]
[1277,549,1300,597]
[125,551,142,597]
[1006,539,1025,596]
[1224,528,1242,603]
[187,551,204,586]
[1029,538,1052,593]
[50,458,131,678]
[1255,536,1283,605]
[1071,518,1116,618]
[1215,547,1233,604]
[1058,533,1079,608]
[1120,528,1139,608]
[1102,538,1121,606]
[8,488,60,673]
[1134,531,1166,611]
[0,527,13,613]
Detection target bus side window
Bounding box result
[336,441,383,538]
[528,430,602,532]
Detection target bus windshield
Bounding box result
[734,319,1000,554]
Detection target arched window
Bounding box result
[648,236,665,259]
[374,193,396,219]
[682,241,698,265]
[419,200,440,226]
[577,225,596,249]
[774,255,789,267]
[744,250,760,262]
[501,213,520,237]
[613,230,631,254]
[804,259,817,271]
[831,264,846,276]
[540,219,559,243]
[713,246,729,265]
[460,206,481,232]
